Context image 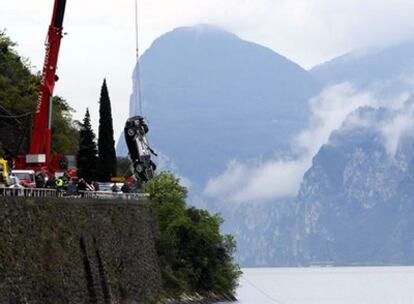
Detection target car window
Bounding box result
[15,173,32,181]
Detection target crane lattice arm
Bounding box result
[29,0,67,166]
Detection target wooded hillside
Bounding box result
[0,30,79,157]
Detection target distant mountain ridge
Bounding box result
[219,41,414,266]
[117,24,321,188]
[118,26,414,267]
[310,40,414,96]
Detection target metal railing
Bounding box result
[0,188,148,201]
[1,188,63,198]
[78,191,149,201]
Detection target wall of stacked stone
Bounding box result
[0,197,162,303]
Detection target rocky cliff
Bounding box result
[220,105,414,266]
[294,106,414,265]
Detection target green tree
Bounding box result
[141,172,241,298]
[51,96,79,155]
[97,79,117,181]
[77,108,98,182]
[0,30,79,156]
[0,30,39,115]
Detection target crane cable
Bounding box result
[241,276,288,304]
[135,0,143,116]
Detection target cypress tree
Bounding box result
[98,79,117,181]
[77,108,98,182]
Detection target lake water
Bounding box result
[233,267,414,304]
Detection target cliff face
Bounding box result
[294,106,414,265]
[0,198,162,303]
[219,105,414,267]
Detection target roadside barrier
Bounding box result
[78,191,149,200]
[1,188,63,198]
[0,188,149,201]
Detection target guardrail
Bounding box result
[78,191,149,201]
[1,188,63,198]
[0,188,149,201]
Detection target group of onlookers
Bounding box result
[1,165,139,197]
[64,178,138,197]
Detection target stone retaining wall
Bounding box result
[0,197,162,303]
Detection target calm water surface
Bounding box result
[232,267,414,304]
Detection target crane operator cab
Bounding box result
[124,116,157,183]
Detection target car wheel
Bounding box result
[127,128,136,136]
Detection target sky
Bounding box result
[2,0,414,141]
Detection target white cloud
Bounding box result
[204,81,414,204]
[380,101,414,156]
[204,83,378,204]
[294,83,376,156]
[204,158,307,204]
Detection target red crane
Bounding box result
[15,0,76,177]
[30,0,66,161]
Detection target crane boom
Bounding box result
[29,0,67,165]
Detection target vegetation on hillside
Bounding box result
[141,172,241,298]
[50,96,79,155]
[0,30,79,156]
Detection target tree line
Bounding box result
[77,79,118,182]
[0,30,78,157]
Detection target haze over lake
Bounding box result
[233,267,414,304]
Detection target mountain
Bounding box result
[217,198,297,267]
[294,105,414,265]
[310,40,414,95]
[221,105,414,266]
[117,25,321,188]
[117,26,414,267]
[211,40,414,267]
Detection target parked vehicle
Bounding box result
[95,182,123,193]
[8,175,24,189]
[96,182,112,192]
[11,170,36,188]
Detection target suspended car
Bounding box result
[124,116,157,183]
